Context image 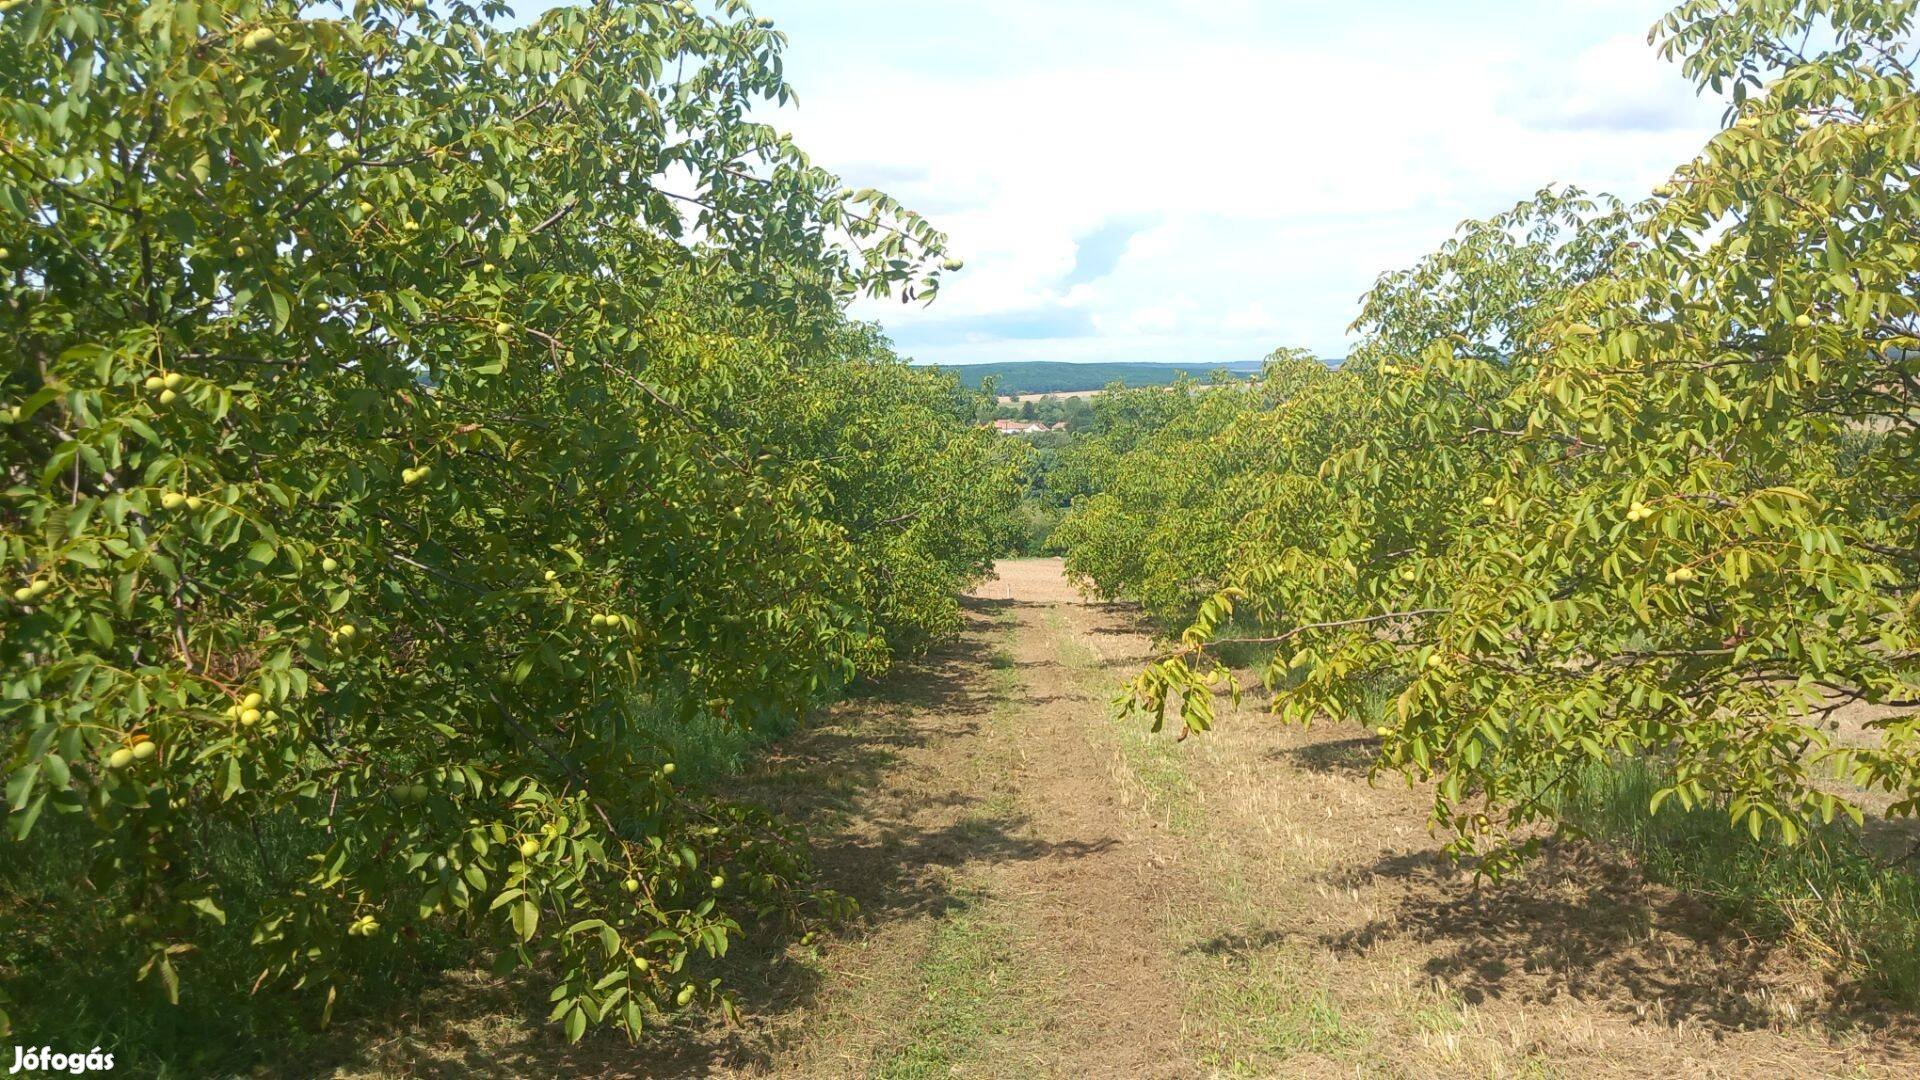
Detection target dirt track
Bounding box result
[343,559,1920,1078]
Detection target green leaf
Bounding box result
[513,900,539,943]
[188,897,227,926]
[564,1004,587,1043]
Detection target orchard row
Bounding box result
[0,0,1024,1049]
[1056,0,1920,876]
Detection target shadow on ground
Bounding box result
[1272,735,1379,779]
[1314,840,1919,1037]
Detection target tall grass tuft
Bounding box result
[1556,757,1920,1007]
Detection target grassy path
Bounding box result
[340,559,1920,1078]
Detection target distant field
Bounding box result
[999,388,1106,403]
[933,360,1268,396]
[998,383,1250,403]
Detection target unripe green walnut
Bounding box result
[160,491,186,510]
[108,747,134,770]
[676,984,695,1006]
[144,375,165,391]
[336,623,358,640]
[709,875,725,890]
[518,838,542,858]
[130,740,156,762]
[184,496,205,511]
[660,762,675,776]
[941,257,964,271]
[543,569,558,582]
[1794,314,1812,328]
[158,388,178,405]
[357,201,374,215]
[240,708,262,725]
[322,557,340,572]
[10,587,31,603]
[622,877,640,893]
[241,27,277,52]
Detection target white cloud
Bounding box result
[724,1,1729,361]
[1518,32,1719,133]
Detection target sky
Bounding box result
[526,1,1732,365]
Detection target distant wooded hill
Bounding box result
[930,360,1271,396]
